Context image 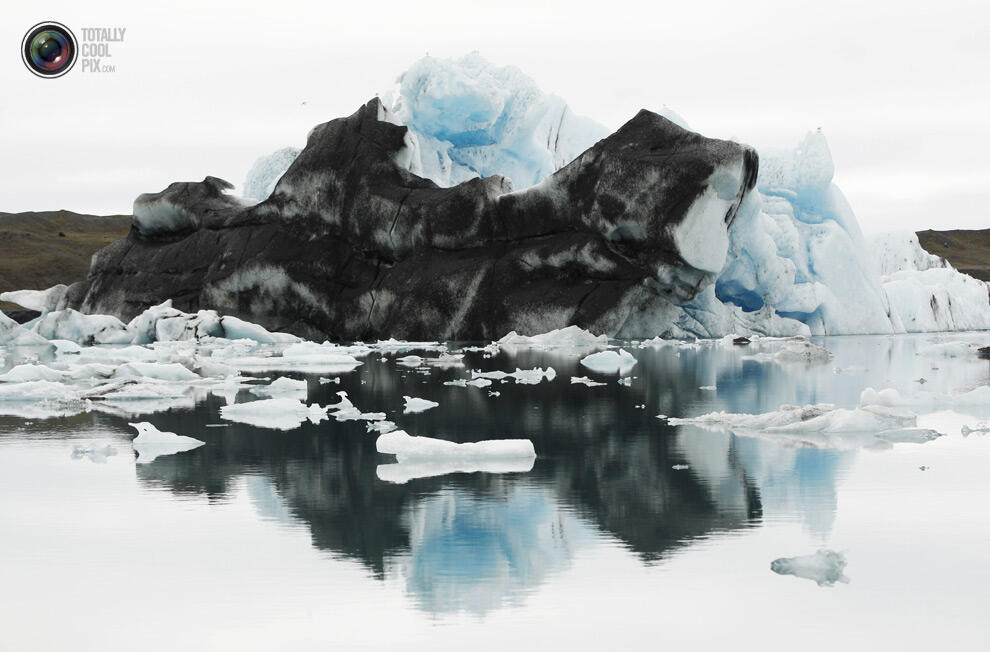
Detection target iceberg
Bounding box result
[376,429,536,461]
[249,376,308,399]
[0,284,67,312]
[579,349,637,375]
[128,422,205,463]
[403,396,439,414]
[469,367,556,385]
[497,325,609,350]
[771,550,849,587]
[570,376,606,387]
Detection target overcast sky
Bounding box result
[2,0,988,233]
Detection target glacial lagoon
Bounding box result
[1,332,989,650]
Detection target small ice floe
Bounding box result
[327,391,386,422]
[571,376,606,387]
[770,550,849,587]
[671,464,689,470]
[71,440,117,463]
[617,377,632,386]
[0,364,66,382]
[699,385,717,391]
[497,326,608,350]
[404,396,439,413]
[396,355,424,367]
[220,398,328,430]
[917,341,982,358]
[128,422,205,463]
[470,367,556,385]
[580,349,637,374]
[453,376,495,389]
[635,404,646,409]
[376,457,535,484]
[318,377,341,384]
[744,339,833,364]
[860,385,990,411]
[376,430,536,462]
[249,376,307,399]
[372,338,444,353]
[488,391,501,397]
[962,422,990,437]
[656,414,668,421]
[367,420,398,434]
[220,352,362,374]
[423,353,465,368]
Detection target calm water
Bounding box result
[2,334,989,650]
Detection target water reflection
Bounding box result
[5,333,983,615]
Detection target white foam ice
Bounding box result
[403,396,439,414]
[470,367,556,385]
[579,349,637,375]
[128,422,205,463]
[376,429,536,461]
[771,550,849,587]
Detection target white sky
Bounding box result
[2,0,988,233]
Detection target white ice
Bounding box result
[403,396,439,414]
[220,398,328,431]
[376,429,536,461]
[579,349,637,375]
[570,376,606,387]
[376,457,535,484]
[128,422,205,463]
[497,326,608,350]
[250,376,308,399]
[770,550,849,587]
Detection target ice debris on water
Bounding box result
[376,429,536,461]
[220,398,328,431]
[470,367,556,385]
[497,326,608,351]
[570,376,606,387]
[327,391,386,422]
[770,550,849,587]
[580,349,637,375]
[128,422,205,463]
[403,396,439,414]
[249,376,307,399]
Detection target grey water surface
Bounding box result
[1,333,988,650]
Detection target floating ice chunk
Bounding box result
[128,422,205,463]
[373,339,444,353]
[218,316,300,343]
[699,385,717,391]
[470,367,556,385]
[617,377,632,386]
[570,376,606,387]
[83,379,191,402]
[0,364,65,383]
[771,340,833,363]
[916,341,983,358]
[0,284,68,312]
[220,398,328,430]
[111,362,201,382]
[444,377,493,388]
[580,349,637,375]
[71,439,117,463]
[397,355,424,367]
[771,550,849,587]
[29,309,132,345]
[250,376,307,399]
[404,396,439,414]
[0,311,53,347]
[671,464,690,470]
[376,430,536,461]
[327,391,386,422]
[367,420,398,434]
[860,385,990,411]
[221,352,362,373]
[319,377,341,385]
[423,353,465,368]
[0,380,79,402]
[377,456,535,484]
[669,402,918,434]
[497,326,608,350]
[962,422,990,437]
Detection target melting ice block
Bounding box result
[128,422,205,463]
[579,349,637,375]
[220,398,328,430]
[771,550,849,587]
[403,396,439,414]
[250,376,308,399]
[376,430,536,461]
[497,326,609,350]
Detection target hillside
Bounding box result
[918,228,990,281]
[0,210,131,312]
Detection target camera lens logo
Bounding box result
[22,22,77,78]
